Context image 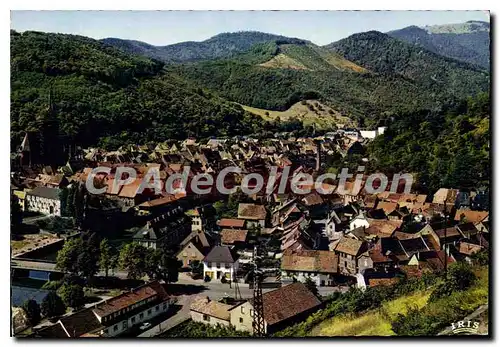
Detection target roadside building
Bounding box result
[203,245,240,281]
[229,282,321,334]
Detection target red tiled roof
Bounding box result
[217,218,245,228]
[238,203,266,220]
[281,249,338,273]
[334,237,364,256]
[93,281,168,318]
[454,209,489,223]
[220,229,248,244]
[261,283,321,326]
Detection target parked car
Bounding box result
[139,322,151,331]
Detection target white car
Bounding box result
[140,322,151,331]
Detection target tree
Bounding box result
[21,299,41,326]
[145,248,182,283]
[56,233,100,283]
[56,238,83,274]
[41,292,66,318]
[190,260,203,279]
[119,243,148,280]
[59,284,85,310]
[99,239,113,278]
[11,194,23,234]
[304,277,319,298]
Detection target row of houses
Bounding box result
[33,281,171,338]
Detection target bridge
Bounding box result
[11,258,61,272]
[11,258,63,281]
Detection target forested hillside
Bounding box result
[10,31,284,150]
[388,21,490,69]
[325,31,489,98]
[366,92,490,192]
[102,31,306,63]
[172,39,489,125]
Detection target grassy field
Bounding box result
[311,291,431,336]
[241,100,355,130]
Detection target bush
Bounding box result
[204,275,212,282]
[59,284,85,309]
[22,299,41,326]
[429,261,476,302]
[41,292,66,318]
[221,276,227,284]
[42,280,63,291]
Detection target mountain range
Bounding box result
[387,20,490,69]
[11,21,490,150]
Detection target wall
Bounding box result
[203,260,239,281]
[101,299,170,337]
[338,252,358,276]
[280,270,334,286]
[177,241,204,268]
[357,254,373,273]
[350,217,369,230]
[190,311,230,327]
[26,195,61,216]
[360,130,377,139]
[191,216,203,232]
[230,301,258,333]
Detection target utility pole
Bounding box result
[252,246,266,337]
[443,201,448,277]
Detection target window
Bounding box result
[113,325,118,332]
[203,314,210,321]
[132,316,136,324]
[156,305,159,311]
[241,306,245,314]
[122,321,127,329]
[148,309,152,315]
[216,263,221,268]
[239,318,243,323]
[140,313,144,319]
[163,303,168,310]
[208,262,212,267]
[250,309,254,317]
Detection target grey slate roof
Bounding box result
[203,245,239,263]
[27,186,61,200]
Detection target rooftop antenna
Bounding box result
[252,245,266,337]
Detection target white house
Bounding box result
[349,212,370,230]
[25,186,62,216]
[203,246,240,281]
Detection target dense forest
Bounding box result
[387,21,490,69]
[366,92,490,192]
[102,31,307,63]
[326,31,489,97]
[11,31,302,150]
[171,37,489,124]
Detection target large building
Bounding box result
[33,281,170,338]
[25,186,62,216]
